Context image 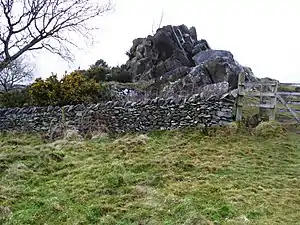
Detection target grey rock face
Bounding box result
[124,24,255,98]
[192,39,211,56]
[192,49,244,89]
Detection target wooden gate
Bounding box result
[235,72,300,124]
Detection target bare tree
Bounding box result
[0,55,34,92]
[0,0,113,72]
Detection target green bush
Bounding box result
[81,59,132,83]
[0,89,29,108]
[84,67,110,82]
[92,59,109,68]
[61,71,109,105]
[84,59,111,82]
[107,66,132,83]
[28,71,110,107]
[0,57,133,108]
[28,75,62,106]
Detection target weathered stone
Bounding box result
[193,50,244,89]
[0,96,233,134]
[192,39,211,56]
[119,24,256,99]
[189,26,197,41]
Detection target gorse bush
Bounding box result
[61,71,109,105]
[0,59,133,108]
[28,71,110,107]
[28,75,61,106]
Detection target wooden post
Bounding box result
[259,79,269,121]
[269,81,278,120]
[236,72,245,121]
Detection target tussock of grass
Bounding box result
[254,121,286,137]
[63,129,83,141]
[212,122,239,136]
[112,134,150,146]
[0,129,300,225]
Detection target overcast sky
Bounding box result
[33,0,300,82]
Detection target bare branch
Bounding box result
[152,20,155,35]
[0,55,34,92]
[158,10,164,29]
[0,0,113,71]
[151,9,164,35]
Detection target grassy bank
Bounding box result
[1,128,300,225]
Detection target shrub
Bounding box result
[107,65,132,83]
[92,59,109,68]
[28,71,110,107]
[28,75,62,106]
[84,66,110,82]
[61,71,108,105]
[84,59,111,82]
[0,89,29,108]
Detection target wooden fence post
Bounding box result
[259,79,267,121]
[269,81,278,121]
[236,72,245,121]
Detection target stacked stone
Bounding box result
[0,94,233,133]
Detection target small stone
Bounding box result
[186,115,192,120]
[76,111,83,117]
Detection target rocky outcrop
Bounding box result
[124,24,255,97]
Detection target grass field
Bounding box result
[1,127,300,225]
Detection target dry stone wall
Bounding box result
[0,94,234,133]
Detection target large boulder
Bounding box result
[123,24,255,98]
[192,49,244,89]
[153,27,179,60]
[126,24,198,82]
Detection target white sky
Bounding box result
[33,0,300,82]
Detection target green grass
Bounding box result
[1,129,300,225]
[278,84,300,93]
